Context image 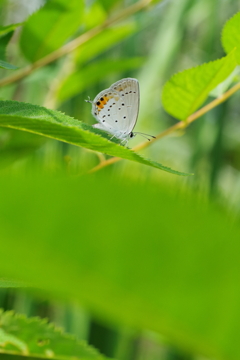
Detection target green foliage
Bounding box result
[222,12,240,64]
[162,51,236,120]
[0,280,25,288]
[0,60,18,70]
[0,23,22,37]
[74,24,137,66]
[1,1,240,360]
[57,58,144,102]
[0,175,240,360]
[20,0,84,62]
[0,310,108,360]
[0,100,190,175]
[0,23,22,60]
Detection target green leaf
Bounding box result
[98,0,122,12]
[222,12,240,64]
[0,279,26,288]
[162,51,237,120]
[0,23,22,61]
[57,58,144,102]
[0,32,13,60]
[75,23,137,65]
[0,129,45,170]
[0,310,109,360]
[0,23,22,37]
[0,174,240,360]
[0,328,28,355]
[20,0,84,62]
[83,1,107,29]
[0,100,191,176]
[0,60,18,70]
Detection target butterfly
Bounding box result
[86,78,155,143]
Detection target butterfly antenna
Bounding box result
[85,96,93,104]
[134,132,156,141]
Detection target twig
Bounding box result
[88,81,240,173]
[0,0,153,88]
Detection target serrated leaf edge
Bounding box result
[0,310,108,360]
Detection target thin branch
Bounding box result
[0,0,153,88]
[88,81,240,173]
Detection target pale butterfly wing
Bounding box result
[91,78,139,140]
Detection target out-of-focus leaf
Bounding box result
[210,66,239,97]
[151,0,164,4]
[0,310,110,360]
[0,279,26,288]
[0,328,28,355]
[98,0,122,12]
[0,32,13,60]
[0,129,45,170]
[0,23,22,60]
[162,51,237,120]
[20,0,84,62]
[222,12,240,64]
[0,100,190,175]
[0,23,22,37]
[0,175,240,360]
[75,23,137,65]
[57,57,144,102]
[83,2,107,29]
[0,60,18,70]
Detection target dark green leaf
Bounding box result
[0,23,22,37]
[0,23,22,60]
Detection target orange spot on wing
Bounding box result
[95,94,115,111]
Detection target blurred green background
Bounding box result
[0,1,240,360]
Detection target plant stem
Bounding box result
[88,81,240,173]
[0,0,153,88]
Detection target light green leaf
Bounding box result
[0,100,191,176]
[0,175,240,360]
[222,12,240,64]
[83,1,107,29]
[162,51,237,120]
[0,60,18,70]
[0,310,109,360]
[57,58,144,102]
[0,328,28,355]
[20,0,84,62]
[75,23,137,65]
